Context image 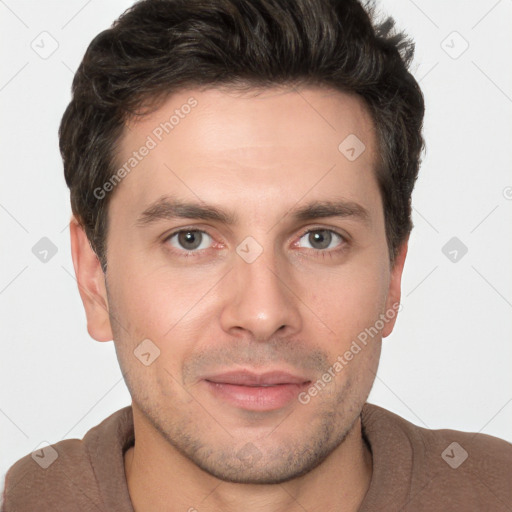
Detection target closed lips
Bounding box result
[203,371,311,387]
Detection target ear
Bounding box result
[69,217,113,342]
[382,240,408,338]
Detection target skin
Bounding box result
[70,86,407,512]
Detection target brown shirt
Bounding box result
[2,403,512,511]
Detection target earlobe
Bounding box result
[69,217,113,342]
[382,241,408,338]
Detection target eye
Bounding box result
[167,230,213,251]
[297,229,344,251]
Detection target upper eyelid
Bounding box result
[163,226,211,241]
[298,226,346,238]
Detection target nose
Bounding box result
[219,248,302,341]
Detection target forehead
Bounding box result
[112,86,380,221]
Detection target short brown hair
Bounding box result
[59,0,424,270]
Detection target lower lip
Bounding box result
[204,381,309,411]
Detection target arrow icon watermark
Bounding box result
[236,236,263,263]
[442,237,468,263]
[32,237,58,263]
[338,134,366,161]
[134,339,161,366]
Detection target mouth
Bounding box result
[202,370,311,411]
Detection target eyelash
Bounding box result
[163,227,349,259]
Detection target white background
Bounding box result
[1,0,511,485]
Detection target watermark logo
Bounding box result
[236,236,264,264]
[236,442,263,468]
[441,237,468,263]
[31,31,59,59]
[134,338,161,366]
[32,237,58,263]
[338,134,366,162]
[31,442,59,469]
[441,31,469,60]
[441,442,468,469]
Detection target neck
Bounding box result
[124,404,372,512]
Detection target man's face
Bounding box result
[84,86,405,483]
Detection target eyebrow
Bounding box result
[136,197,237,226]
[136,196,370,227]
[293,200,370,224]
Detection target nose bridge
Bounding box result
[219,241,302,340]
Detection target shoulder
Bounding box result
[415,419,512,509]
[2,406,133,512]
[2,438,100,511]
[387,406,512,473]
[362,403,512,510]
[363,402,512,463]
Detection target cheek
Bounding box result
[111,262,211,334]
[304,259,390,340]
[107,264,219,375]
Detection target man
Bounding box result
[2,0,511,510]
